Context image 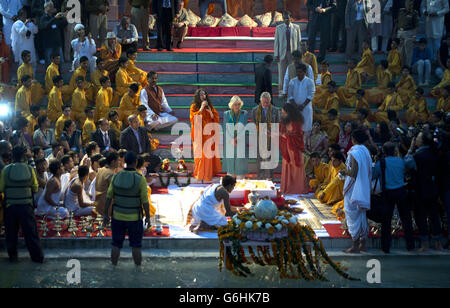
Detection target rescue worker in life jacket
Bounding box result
[103,151,151,266]
[0,145,44,263]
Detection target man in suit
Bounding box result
[274,11,302,94]
[254,55,273,105]
[329,0,348,52]
[153,0,180,51]
[307,0,336,62]
[251,92,280,180]
[345,0,369,59]
[120,114,161,172]
[406,131,443,251]
[198,0,227,18]
[91,118,119,152]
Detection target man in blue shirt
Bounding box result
[411,38,432,86]
[373,141,415,253]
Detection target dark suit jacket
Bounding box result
[413,146,439,200]
[91,128,119,152]
[254,63,272,104]
[120,126,151,154]
[152,0,180,17]
[345,0,369,28]
[307,0,337,20]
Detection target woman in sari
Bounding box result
[0,31,11,83]
[99,32,122,77]
[304,119,328,176]
[338,121,357,155]
[60,119,83,155]
[280,103,308,195]
[190,89,222,182]
[222,95,248,178]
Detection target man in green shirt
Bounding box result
[104,151,151,266]
[0,145,43,263]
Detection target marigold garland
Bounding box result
[218,208,359,281]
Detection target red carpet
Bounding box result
[139,48,274,53]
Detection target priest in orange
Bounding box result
[190,89,222,182]
[337,58,361,107]
[100,32,122,76]
[354,41,375,82]
[396,66,416,107]
[312,60,333,109]
[372,82,404,123]
[405,87,429,126]
[280,103,308,195]
[140,71,178,131]
[316,151,346,205]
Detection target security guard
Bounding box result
[104,151,150,266]
[0,146,44,263]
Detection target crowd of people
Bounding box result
[0,0,448,265]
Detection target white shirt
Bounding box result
[282,63,314,95]
[0,0,25,45]
[11,19,38,63]
[71,37,97,61]
[288,76,316,132]
[140,86,173,117]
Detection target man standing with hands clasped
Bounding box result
[288,63,315,139]
[103,151,151,266]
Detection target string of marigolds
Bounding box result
[218,210,359,281]
[158,172,192,188]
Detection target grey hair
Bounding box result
[260,92,271,101]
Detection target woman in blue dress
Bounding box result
[222,95,248,178]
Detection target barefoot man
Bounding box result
[189,175,237,233]
[339,129,372,253]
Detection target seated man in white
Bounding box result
[64,165,95,217]
[37,159,69,219]
[189,175,236,233]
[140,71,178,131]
[71,24,97,72]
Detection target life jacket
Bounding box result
[3,163,34,206]
[111,170,143,214]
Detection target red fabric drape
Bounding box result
[280,121,304,167]
[0,31,11,83]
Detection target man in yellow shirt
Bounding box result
[82,106,97,146]
[366,60,392,106]
[312,60,333,108]
[337,58,361,107]
[308,152,329,192]
[396,66,416,106]
[96,76,113,121]
[45,53,61,94]
[118,83,140,126]
[126,50,147,88]
[405,87,429,126]
[436,85,450,113]
[26,105,40,139]
[56,105,71,141]
[64,56,94,103]
[342,89,371,122]
[15,75,32,118]
[301,41,318,82]
[388,39,402,78]
[47,75,64,123]
[17,50,45,105]
[316,151,346,205]
[137,105,147,127]
[354,40,375,82]
[71,76,88,127]
[91,57,109,96]
[108,110,122,145]
[116,57,136,98]
[315,80,340,122]
[373,82,404,123]
[322,109,340,144]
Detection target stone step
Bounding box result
[157,71,278,84]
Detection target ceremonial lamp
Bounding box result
[67,212,78,237]
[52,210,64,237]
[38,215,49,237]
[95,214,105,237]
[85,216,94,237]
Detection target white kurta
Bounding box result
[0,0,25,46]
[71,38,97,72]
[421,0,450,39]
[191,184,227,227]
[343,144,373,240]
[288,76,316,132]
[282,63,315,95]
[11,20,38,63]
[140,86,178,130]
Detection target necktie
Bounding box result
[286,26,291,52]
[104,132,110,147]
